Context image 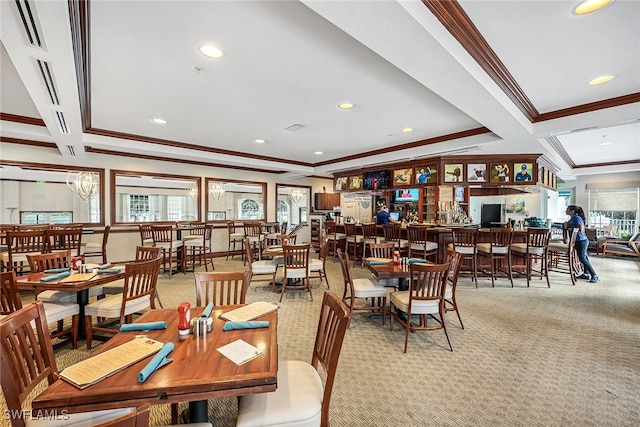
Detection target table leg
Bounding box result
[188,400,208,423]
[76,289,89,338]
[397,277,408,291]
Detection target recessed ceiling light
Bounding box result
[314,151,323,155]
[152,118,167,124]
[588,75,615,85]
[338,103,354,110]
[199,44,223,59]
[599,142,611,146]
[602,156,610,159]
[573,0,613,15]
[254,139,265,144]
[401,128,413,133]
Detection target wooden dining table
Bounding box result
[16,269,126,338]
[31,306,278,423]
[363,258,414,291]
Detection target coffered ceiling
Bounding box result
[1,0,638,180]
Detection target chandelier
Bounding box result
[66,171,99,201]
[289,188,305,205]
[208,181,225,201]
[185,183,198,199]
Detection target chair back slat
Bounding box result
[121,257,162,321]
[409,262,450,301]
[0,271,23,314]
[368,242,394,259]
[135,245,161,261]
[490,227,513,248]
[283,244,310,277]
[451,228,478,248]
[382,225,402,245]
[195,270,250,306]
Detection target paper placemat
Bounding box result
[365,257,392,263]
[220,301,278,322]
[60,337,163,389]
[59,272,97,283]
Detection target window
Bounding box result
[277,200,289,223]
[20,211,72,224]
[239,199,260,220]
[588,187,639,238]
[129,195,150,221]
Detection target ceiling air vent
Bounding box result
[55,111,70,134]
[36,59,60,105]
[66,145,76,156]
[14,0,45,48]
[285,124,305,132]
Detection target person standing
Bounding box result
[565,205,599,283]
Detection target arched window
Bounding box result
[239,199,260,220]
[277,200,289,223]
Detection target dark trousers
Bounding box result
[575,239,597,277]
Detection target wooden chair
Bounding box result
[102,246,164,309]
[389,261,452,353]
[0,301,140,427]
[476,227,514,287]
[1,229,47,274]
[194,270,250,306]
[244,238,278,291]
[236,291,350,427]
[382,225,409,256]
[406,226,437,261]
[447,227,479,287]
[511,227,551,288]
[27,250,104,303]
[547,227,579,286]
[84,256,163,349]
[151,224,185,278]
[309,238,329,288]
[337,249,387,326]
[343,222,364,265]
[444,249,465,328]
[280,243,312,302]
[184,223,215,272]
[45,225,83,256]
[226,221,245,261]
[83,225,111,264]
[368,242,397,289]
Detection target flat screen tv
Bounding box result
[363,170,391,190]
[395,188,419,202]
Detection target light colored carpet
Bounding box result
[2,254,639,427]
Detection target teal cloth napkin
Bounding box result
[138,342,173,382]
[120,321,167,332]
[97,269,121,274]
[200,302,214,318]
[408,258,428,264]
[40,271,71,282]
[43,268,71,274]
[223,321,270,331]
[368,261,389,265]
[98,263,112,269]
[268,245,282,249]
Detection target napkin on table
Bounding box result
[43,268,71,274]
[268,245,282,249]
[40,271,72,282]
[98,263,112,269]
[408,258,428,264]
[97,269,121,274]
[200,302,214,318]
[368,261,389,265]
[120,321,167,332]
[138,342,173,383]
[223,321,270,331]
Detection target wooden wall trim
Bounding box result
[535,93,640,122]
[0,113,46,127]
[0,136,58,149]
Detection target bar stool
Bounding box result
[243,222,265,263]
[184,223,215,272]
[446,227,478,287]
[476,227,513,287]
[226,221,244,261]
[324,221,346,257]
[361,223,381,261]
[406,226,437,261]
[382,225,409,256]
[547,227,579,286]
[511,227,551,287]
[343,222,364,265]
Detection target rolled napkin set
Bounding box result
[120,321,167,332]
[222,321,269,331]
[138,342,173,383]
[97,268,121,274]
[40,270,71,282]
[268,245,282,249]
[408,258,428,264]
[368,260,390,265]
[43,267,71,274]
